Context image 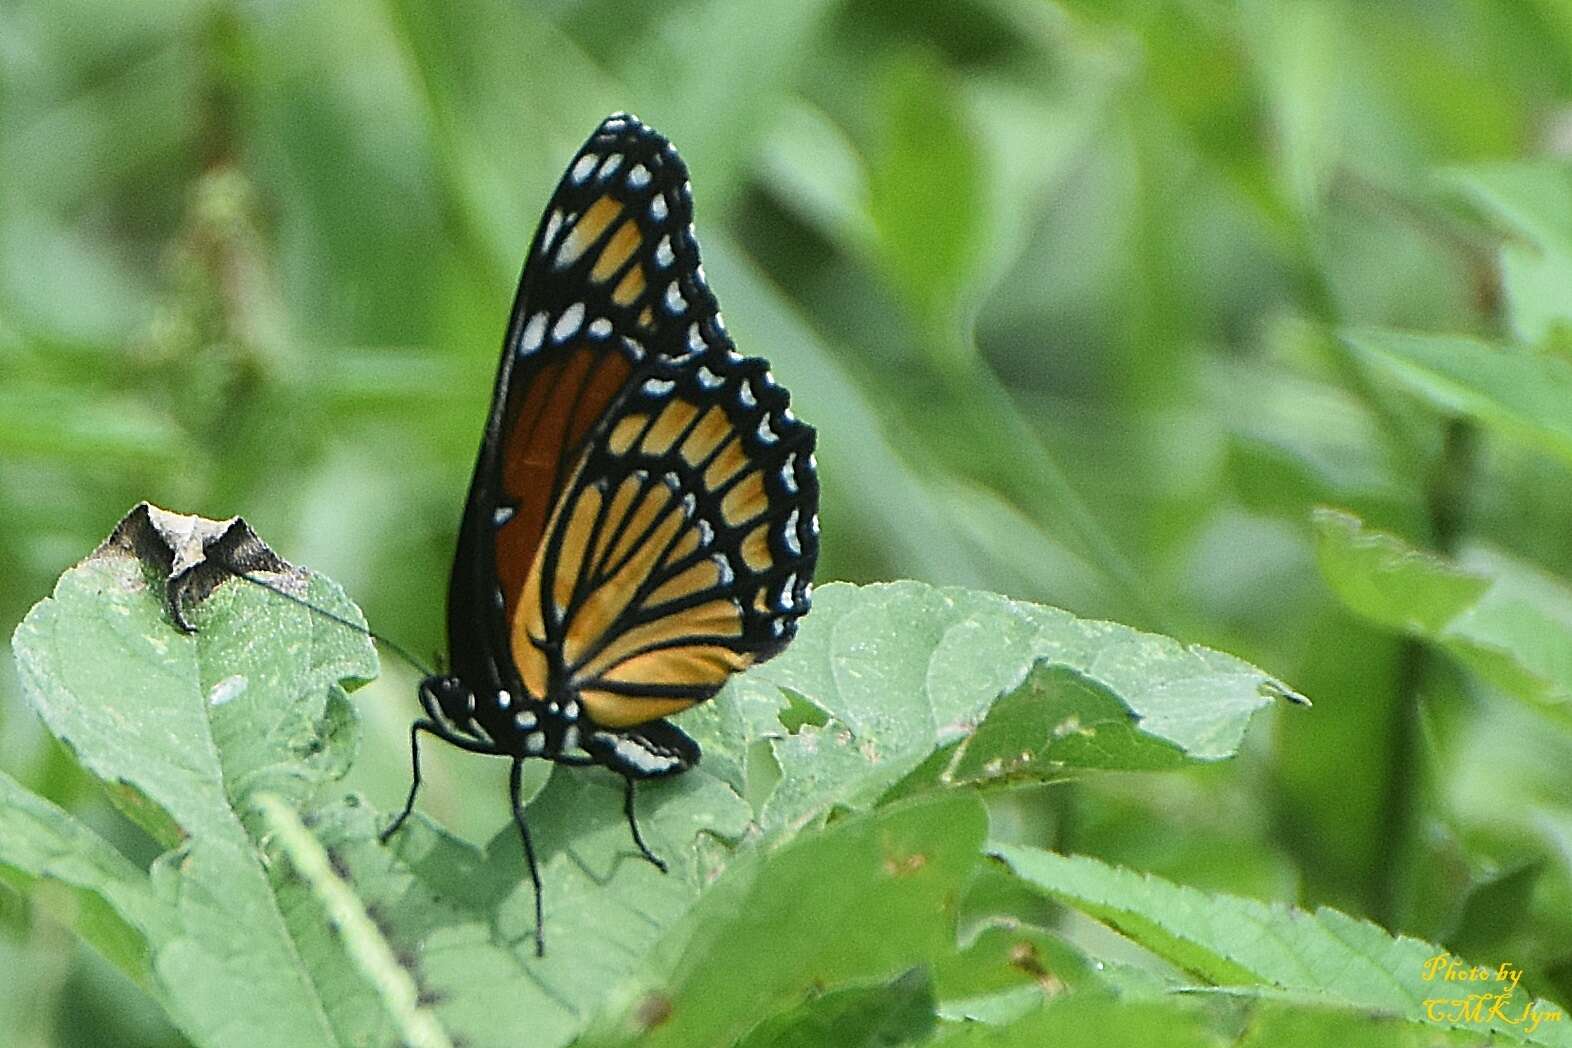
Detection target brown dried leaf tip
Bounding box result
[92,501,294,632]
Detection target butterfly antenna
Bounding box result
[223,569,437,680]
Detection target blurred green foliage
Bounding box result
[4,0,1572,1044]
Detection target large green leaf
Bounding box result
[737,581,1304,829]
[994,844,1572,1046]
[1313,508,1572,706]
[574,793,987,1048]
[11,551,377,1047]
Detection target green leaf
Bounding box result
[1233,1000,1521,1047]
[255,793,454,1048]
[733,967,937,1048]
[928,990,1230,1048]
[993,844,1572,1046]
[573,793,987,1048]
[0,768,173,991]
[747,582,1303,829]
[12,551,377,1047]
[1313,508,1572,705]
[933,919,1102,1025]
[1344,329,1572,466]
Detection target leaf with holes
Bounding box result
[735,581,1304,830]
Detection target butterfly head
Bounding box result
[418,673,474,725]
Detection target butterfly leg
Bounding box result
[381,719,437,843]
[509,758,546,957]
[623,778,668,874]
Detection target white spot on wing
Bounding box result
[562,725,580,751]
[599,153,623,179]
[515,710,537,730]
[493,505,516,527]
[553,302,585,342]
[664,282,685,314]
[628,163,651,189]
[588,317,613,339]
[783,509,801,554]
[687,323,705,352]
[520,312,548,354]
[756,417,777,444]
[737,383,756,408]
[497,689,512,710]
[651,195,669,221]
[613,737,678,774]
[655,236,674,268]
[571,154,598,183]
[541,210,563,255]
[643,377,676,396]
[525,731,546,755]
[697,365,723,389]
[780,454,798,494]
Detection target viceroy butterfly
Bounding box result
[381,113,820,954]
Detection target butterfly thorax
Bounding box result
[416,671,696,779]
[418,672,586,761]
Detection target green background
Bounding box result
[4,1,1572,1044]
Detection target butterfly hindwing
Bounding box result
[445,113,721,700]
[510,346,819,734]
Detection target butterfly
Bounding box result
[380,113,820,955]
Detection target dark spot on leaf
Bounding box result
[395,948,419,971]
[635,993,673,1030]
[1008,941,1064,995]
[883,851,927,877]
[326,848,351,880]
[416,987,447,1007]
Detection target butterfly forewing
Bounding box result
[513,348,818,732]
[446,113,720,696]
